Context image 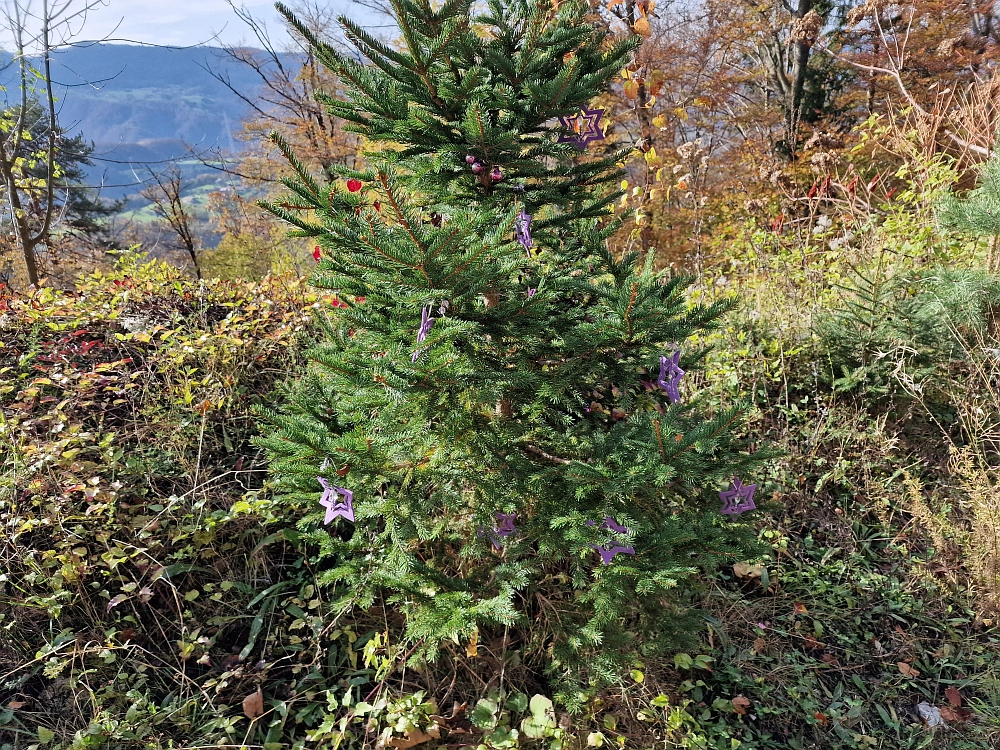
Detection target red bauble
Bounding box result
[347,179,362,192]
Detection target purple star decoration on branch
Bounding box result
[586,516,636,564]
[318,477,355,523]
[658,349,685,404]
[557,107,606,150]
[514,208,533,253]
[412,306,435,362]
[479,512,517,550]
[719,477,757,516]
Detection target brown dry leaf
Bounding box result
[821,652,840,666]
[608,0,624,7]
[242,687,264,720]
[388,729,434,749]
[466,629,479,658]
[731,695,750,715]
[939,705,972,723]
[814,712,829,726]
[897,662,921,678]
[633,17,651,37]
[803,635,825,650]
[752,637,766,654]
[945,686,962,707]
[7,701,26,709]
[623,80,639,99]
[793,602,808,614]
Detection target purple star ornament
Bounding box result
[318,477,355,523]
[514,209,533,252]
[557,107,606,150]
[417,306,434,343]
[496,512,517,537]
[719,477,757,516]
[587,516,636,564]
[479,512,517,550]
[412,306,435,362]
[658,349,685,404]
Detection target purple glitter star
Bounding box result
[658,349,685,404]
[412,306,435,362]
[496,512,517,537]
[557,107,606,150]
[478,512,517,550]
[417,306,434,343]
[719,477,757,516]
[514,208,533,252]
[318,477,355,523]
[586,516,636,564]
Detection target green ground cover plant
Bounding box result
[3,12,1000,750]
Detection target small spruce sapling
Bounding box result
[254,0,771,697]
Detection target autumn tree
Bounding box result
[0,0,113,287]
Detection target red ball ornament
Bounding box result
[471,162,484,174]
[347,179,362,192]
[490,166,503,182]
[465,154,476,164]
[313,246,322,261]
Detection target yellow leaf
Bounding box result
[621,179,629,191]
[466,629,479,657]
[643,95,656,108]
[634,17,651,36]
[673,107,688,122]
[733,562,764,578]
[649,188,658,200]
[655,167,665,181]
[652,114,667,129]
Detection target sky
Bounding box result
[65,0,375,49]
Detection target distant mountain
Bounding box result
[8,44,292,199]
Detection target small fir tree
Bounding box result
[939,147,1000,272]
[255,0,770,696]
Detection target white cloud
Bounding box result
[81,1,288,47]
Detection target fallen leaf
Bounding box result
[814,711,829,726]
[939,706,972,723]
[731,695,750,715]
[243,688,264,720]
[898,662,921,678]
[733,561,763,578]
[752,637,766,654]
[945,685,962,707]
[803,635,825,650]
[793,602,808,614]
[466,629,479,658]
[388,729,434,748]
[7,701,26,709]
[821,652,840,666]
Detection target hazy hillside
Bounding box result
[37,44,283,199]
